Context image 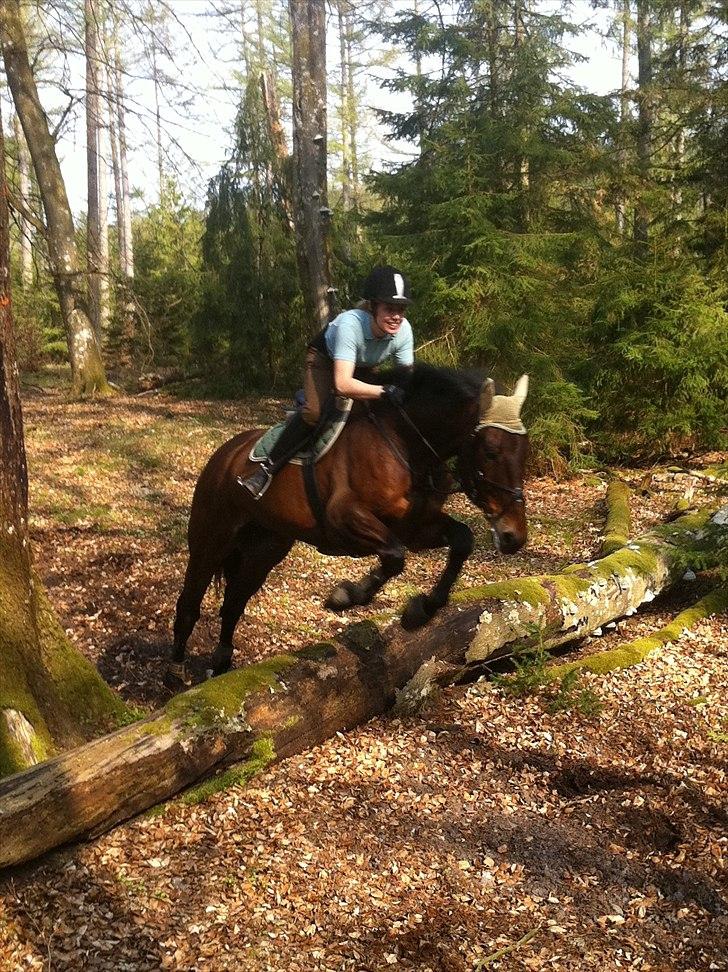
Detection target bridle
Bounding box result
[368,404,525,506]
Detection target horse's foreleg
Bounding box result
[401,515,474,630]
[325,551,405,611]
[209,532,293,676]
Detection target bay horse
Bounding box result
[167,365,529,685]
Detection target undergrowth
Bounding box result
[493,637,603,717]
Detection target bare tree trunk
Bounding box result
[617,0,631,236]
[634,0,653,248]
[0,0,110,396]
[671,2,687,215]
[0,99,126,785]
[513,0,530,229]
[86,0,102,338]
[12,112,33,287]
[150,33,164,199]
[239,0,252,75]
[254,0,266,65]
[113,37,134,279]
[337,1,351,209]
[289,0,332,331]
[98,67,110,339]
[345,9,359,207]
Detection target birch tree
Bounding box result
[12,112,33,287]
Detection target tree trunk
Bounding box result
[345,10,359,208]
[0,0,110,397]
[150,33,164,198]
[86,0,110,340]
[112,31,134,280]
[337,1,351,209]
[0,100,128,787]
[288,0,332,331]
[617,0,631,236]
[12,112,33,287]
[1,503,726,870]
[634,0,653,247]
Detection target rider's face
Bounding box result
[372,301,406,337]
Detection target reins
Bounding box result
[368,403,524,504]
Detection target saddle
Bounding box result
[249,395,352,466]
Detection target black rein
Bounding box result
[368,404,524,504]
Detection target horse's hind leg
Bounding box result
[209,530,293,676]
[167,550,221,686]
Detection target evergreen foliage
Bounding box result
[195,78,305,392]
[129,180,205,371]
[9,0,728,466]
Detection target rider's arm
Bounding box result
[333,359,387,400]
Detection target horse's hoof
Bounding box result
[208,644,234,678]
[401,594,434,631]
[325,581,366,612]
[164,662,191,689]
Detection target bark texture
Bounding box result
[0,0,110,396]
[0,104,127,783]
[288,0,332,330]
[0,504,726,869]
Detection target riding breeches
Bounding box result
[302,349,335,426]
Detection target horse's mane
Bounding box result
[375,363,488,407]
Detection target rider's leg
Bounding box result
[239,350,331,499]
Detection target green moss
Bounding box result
[552,573,593,602]
[162,654,297,732]
[602,479,631,556]
[453,577,551,609]
[295,642,337,661]
[548,587,728,679]
[181,736,277,805]
[591,543,661,581]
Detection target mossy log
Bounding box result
[0,504,726,870]
[601,478,631,556]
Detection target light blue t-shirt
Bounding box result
[324,308,414,367]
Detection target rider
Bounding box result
[240,264,414,499]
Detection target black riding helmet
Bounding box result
[362,265,412,306]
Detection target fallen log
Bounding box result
[0,503,726,869]
[601,477,631,556]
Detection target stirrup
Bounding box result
[238,465,273,500]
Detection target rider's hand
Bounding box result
[381,384,405,407]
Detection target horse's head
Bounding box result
[458,375,529,554]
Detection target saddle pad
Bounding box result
[249,396,352,465]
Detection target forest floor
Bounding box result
[0,388,727,972]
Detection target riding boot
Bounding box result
[239,411,315,499]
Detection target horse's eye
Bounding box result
[483,450,498,461]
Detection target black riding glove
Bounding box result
[382,384,405,407]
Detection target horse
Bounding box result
[167,364,529,685]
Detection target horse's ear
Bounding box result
[479,378,495,419]
[512,374,529,411]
